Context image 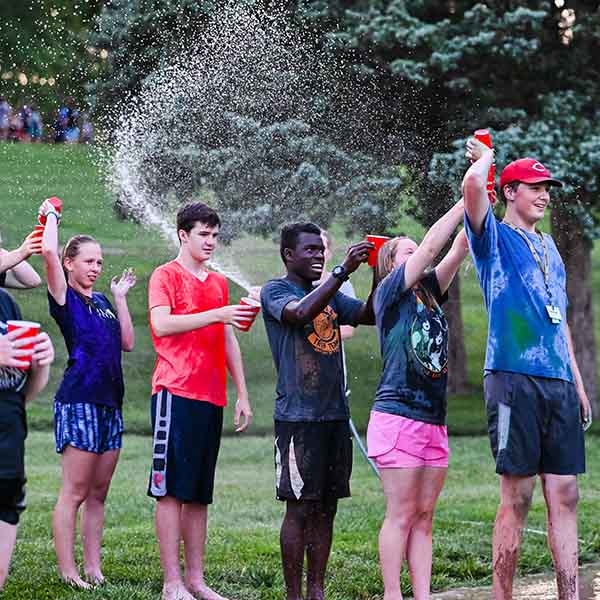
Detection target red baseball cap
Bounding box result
[499,158,563,190]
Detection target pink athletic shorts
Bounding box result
[366,410,449,469]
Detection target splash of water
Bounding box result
[103,3,402,291]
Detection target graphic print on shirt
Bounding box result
[410,292,448,378]
[307,305,340,355]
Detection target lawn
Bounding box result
[3,142,599,437]
[1,431,599,600]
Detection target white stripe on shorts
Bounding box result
[150,389,172,497]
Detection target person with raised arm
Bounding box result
[366,199,469,600]
[463,139,589,600]
[0,230,42,289]
[147,202,255,600]
[0,289,54,590]
[39,198,137,589]
[261,223,375,600]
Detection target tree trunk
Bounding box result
[445,272,470,393]
[551,206,598,414]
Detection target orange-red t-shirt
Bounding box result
[148,260,228,405]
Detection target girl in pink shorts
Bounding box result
[367,198,470,600]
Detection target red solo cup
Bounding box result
[29,225,45,254]
[474,129,496,196]
[7,320,40,369]
[38,196,63,225]
[366,235,391,267]
[237,297,261,332]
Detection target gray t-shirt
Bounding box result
[261,277,363,422]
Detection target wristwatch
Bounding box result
[331,265,349,282]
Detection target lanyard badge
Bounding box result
[505,222,561,325]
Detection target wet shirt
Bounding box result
[465,206,572,382]
[149,261,228,406]
[261,277,363,422]
[49,287,124,408]
[373,266,449,425]
[0,289,28,477]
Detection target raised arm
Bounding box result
[111,268,137,352]
[224,325,252,433]
[282,241,372,326]
[40,201,67,304]
[463,138,495,236]
[0,234,42,287]
[402,199,465,291]
[435,229,470,294]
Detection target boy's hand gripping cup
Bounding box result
[366,235,391,268]
[6,320,40,369]
[238,297,261,332]
[474,129,496,201]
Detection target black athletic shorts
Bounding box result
[484,371,586,476]
[274,420,353,502]
[0,478,26,525]
[148,389,223,504]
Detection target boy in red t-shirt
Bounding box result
[147,202,255,600]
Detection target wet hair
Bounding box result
[375,236,408,286]
[176,202,221,237]
[280,222,322,264]
[62,235,100,280]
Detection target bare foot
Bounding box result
[61,573,92,590]
[84,570,105,586]
[186,581,230,600]
[162,582,197,600]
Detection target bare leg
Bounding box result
[0,520,17,590]
[81,449,119,584]
[379,468,424,600]
[182,503,228,600]
[541,474,580,600]
[281,500,309,600]
[406,468,447,600]
[53,446,99,589]
[306,499,338,600]
[492,475,536,600]
[156,496,195,600]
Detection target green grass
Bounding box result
[2,431,600,600]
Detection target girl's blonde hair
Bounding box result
[375,236,407,286]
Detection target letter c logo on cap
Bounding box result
[532,162,546,172]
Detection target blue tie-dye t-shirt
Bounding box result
[464,206,572,382]
[373,266,449,425]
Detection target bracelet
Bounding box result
[45,210,61,222]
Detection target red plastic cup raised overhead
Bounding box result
[474,129,496,199]
[366,235,391,268]
[7,320,40,370]
[237,297,261,332]
[38,196,63,226]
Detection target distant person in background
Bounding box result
[0,285,55,591]
[8,110,23,143]
[367,199,469,600]
[40,198,137,589]
[80,113,94,144]
[0,230,43,289]
[0,97,10,141]
[19,105,32,143]
[28,104,43,143]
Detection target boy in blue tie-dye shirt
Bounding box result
[463,138,590,600]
